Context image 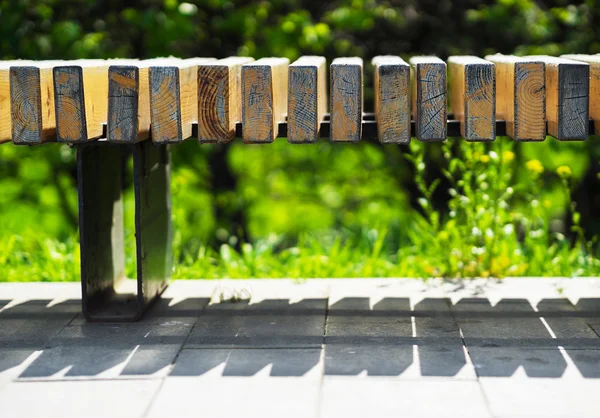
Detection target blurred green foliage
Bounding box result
[1,0,600,280]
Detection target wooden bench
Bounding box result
[1,54,596,321]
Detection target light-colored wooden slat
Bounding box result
[448,56,496,141]
[107,59,153,143]
[409,56,447,141]
[330,57,363,142]
[10,61,63,144]
[0,61,32,144]
[372,55,410,144]
[526,55,589,141]
[54,60,123,143]
[149,58,216,144]
[241,57,289,143]
[197,57,254,143]
[485,54,546,141]
[561,54,600,135]
[287,56,327,143]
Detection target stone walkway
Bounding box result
[1,278,600,418]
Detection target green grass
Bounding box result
[2,137,600,282]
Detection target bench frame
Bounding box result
[77,140,172,321]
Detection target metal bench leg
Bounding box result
[77,141,172,321]
[133,140,173,316]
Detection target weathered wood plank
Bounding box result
[54,60,120,143]
[330,57,363,142]
[10,61,61,144]
[485,54,546,141]
[562,54,600,135]
[197,57,254,143]
[372,55,410,144]
[149,58,216,143]
[287,56,327,143]
[241,57,289,143]
[107,59,153,143]
[526,55,589,141]
[0,61,33,144]
[448,56,495,141]
[409,56,447,142]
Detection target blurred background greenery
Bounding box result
[1,0,600,281]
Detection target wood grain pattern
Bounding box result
[54,60,117,143]
[485,54,545,141]
[107,60,153,143]
[0,62,16,144]
[330,57,363,142]
[10,61,59,144]
[526,55,589,141]
[0,61,33,144]
[287,56,327,143]
[410,56,447,142]
[562,54,600,135]
[448,56,495,141]
[241,57,289,143]
[197,57,254,143]
[149,58,216,143]
[372,56,410,144]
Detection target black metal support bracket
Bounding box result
[77,140,172,321]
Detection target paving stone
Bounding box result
[452,298,560,348]
[480,377,600,418]
[147,377,320,418]
[536,299,600,349]
[320,379,491,418]
[17,322,192,379]
[0,380,161,418]
[468,347,568,378]
[186,298,327,349]
[0,300,79,378]
[171,348,323,378]
[325,296,474,379]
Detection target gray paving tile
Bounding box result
[0,380,161,418]
[536,299,600,348]
[468,347,568,378]
[147,377,320,418]
[320,379,491,418]
[171,348,323,378]
[324,296,473,378]
[452,298,559,348]
[0,300,79,376]
[185,298,327,349]
[480,377,600,418]
[17,322,192,379]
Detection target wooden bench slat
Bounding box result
[149,58,216,144]
[448,56,496,141]
[241,57,289,143]
[10,61,63,144]
[197,57,254,144]
[561,54,600,136]
[288,56,327,143]
[372,56,411,144]
[108,59,168,143]
[410,56,447,142]
[54,60,132,143]
[526,55,589,141]
[330,57,363,142]
[0,61,31,144]
[485,54,546,141]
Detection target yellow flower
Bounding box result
[556,165,572,178]
[502,151,515,163]
[480,155,490,163]
[526,159,544,174]
[544,199,551,208]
